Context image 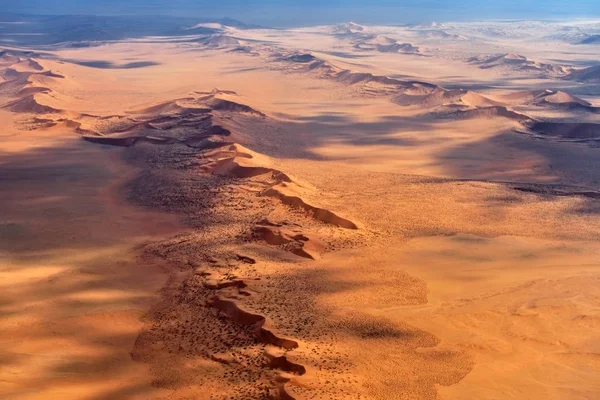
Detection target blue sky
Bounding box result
[4,0,600,26]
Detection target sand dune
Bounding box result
[271,50,561,122]
[0,67,62,97]
[276,53,446,101]
[199,143,281,178]
[415,28,467,40]
[331,21,366,37]
[565,65,600,83]
[198,34,241,48]
[1,94,62,114]
[0,52,21,65]
[195,142,359,230]
[0,52,68,120]
[283,53,318,63]
[66,92,265,147]
[2,20,600,400]
[354,35,421,54]
[0,49,46,64]
[82,134,177,147]
[263,181,359,229]
[439,105,531,121]
[12,58,44,72]
[497,89,599,113]
[540,90,590,105]
[501,89,587,105]
[251,223,325,259]
[205,97,265,116]
[439,89,504,108]
[394,87,505,111]
[468,53,571,76]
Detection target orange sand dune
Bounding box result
[1,22,600,400]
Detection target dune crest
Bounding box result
[262,181,360,229]
[251,223,325,260]
[1,94,61,114]
[196,142,359,230]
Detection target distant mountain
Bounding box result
[0,13,255,46]
[197,34,240,48]
[413,29,466,40]
[579,35,600,44]
[331,22,366,38]
[354,35,420,54]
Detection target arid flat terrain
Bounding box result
[1,18,600,400]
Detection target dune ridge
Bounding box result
[196,142,359,231]
[354,35,421,54]
[5,56,362,264]
[437,106,531,121]
[1,94,62,114]
[468,53,572,76]
[499,89,599,112]
[564,65,600,83]
[200,265,310,400]
[0,58,262,147]
[129,247,314,399]
[118,129,368,398]
[251,223,325,260]
[0,67,62,98]
[272,50,580,120]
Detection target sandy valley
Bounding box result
[1,17,600,399]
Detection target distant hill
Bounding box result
[468,53,571,76]
[564,65,600,83]
[0,13,255,46]
[579,35,600,44]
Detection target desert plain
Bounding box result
[1,17,600,400]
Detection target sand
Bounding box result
[1,18,600,400]
[0,110,183,399]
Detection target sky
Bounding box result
[3,0,600,27]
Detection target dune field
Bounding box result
[1,18,600,400]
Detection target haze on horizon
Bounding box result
[3,0,600,26]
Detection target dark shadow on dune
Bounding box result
[222,66,263,74]
[0,144,116,253]
[442,77,559,91]
[527,121,600,140]
[484,194,525,203]
[246,111,445,160]
[85,383,161,400]
[248,106,600,201]
[333,312,430,340]
[434,130,600,210]
[0,135,280,397]
[64,59,161,69]
[0,139,192,398]
[237,262,473,396]
[569,201,600,215]
[320,51,371,59]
